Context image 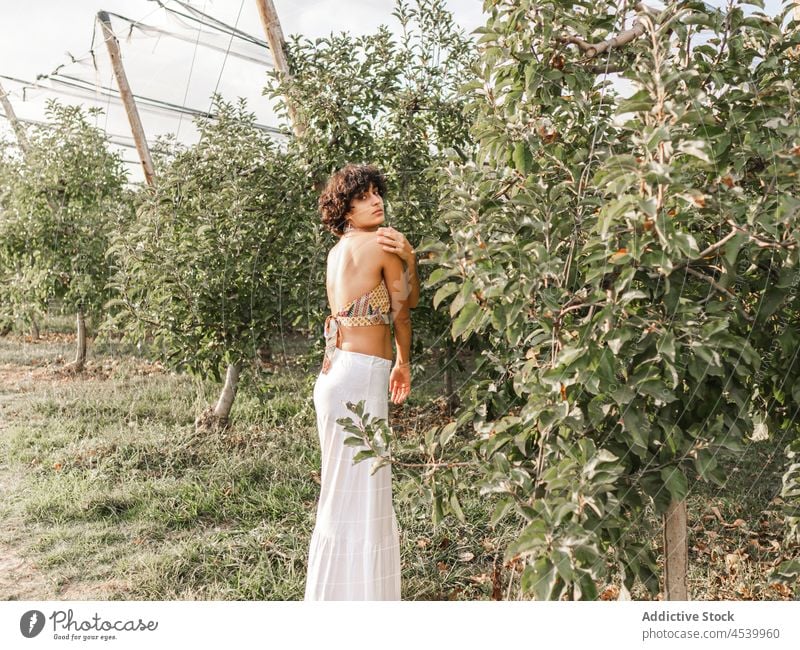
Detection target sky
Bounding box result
[0,0,790,184]
[0,0,485,183]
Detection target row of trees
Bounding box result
[345,0,800,597]
[1,0,798,597]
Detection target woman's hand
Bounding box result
[389,363,411,404]
[377,226,414,266]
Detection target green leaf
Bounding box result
[507,519,547,556]
[694,448,720,483]
[451,301,480,339]
[659,331,676,363]
[439,421,458,446]
[427,266,457,287]
[432,493,444,526]
[522,557,557,600]
[352,449,374,463]
[512,141,533,174]
[637,379,678,404]
[551,549,574,583]
[660,466,688,501]
[677,140,711,163]
[490,497,514,527]
[449,279,474,317]
[622,408,650,452]
[433,281,459,309]
[449,490,466,523]
[723,231,749,266]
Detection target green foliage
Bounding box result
[0,100,128,327]
[414,0,800,598]
[102,95,306,382]
[266,0,478,347]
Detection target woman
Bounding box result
[304,163,419,601]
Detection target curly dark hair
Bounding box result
[318,163,388,236]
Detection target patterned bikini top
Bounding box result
[321,277,392,374]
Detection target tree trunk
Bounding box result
[73,308,87,370]
[256,344,272,368]
[214,362,242,420]
[30,313,40,340]
[663,497,689,600]
[195,362,243,432]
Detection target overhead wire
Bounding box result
[209,0,248,114]
[2,0,281,140]
[177,0,208,140]
[0,73,284,136]
[103,10,273,67]
[146,0,268,48]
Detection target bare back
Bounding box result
[327,231,393,360]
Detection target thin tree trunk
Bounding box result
[30,314,40,340]
[73,308,87,370]
[214,362,242,420]
[663,497,689,600]
[196,362,243,432]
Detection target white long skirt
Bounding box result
[304,347,402,600]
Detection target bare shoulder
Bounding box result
[341,232,388,261]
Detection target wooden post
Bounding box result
[254,0,305,137]
[96,11,156,186]
[663,497,689,600]
[0,81,30,154]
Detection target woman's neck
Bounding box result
[343,225,378,235]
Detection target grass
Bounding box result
[0,313,796,600]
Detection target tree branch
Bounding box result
[725,219,797,250]
[684,266,736,300]
[683,266,754,322]
[557,3,658,61]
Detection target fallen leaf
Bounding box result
[769,582,792,598]
[468,573,491,584]
[725,552,743,574]
[723,518,747,529]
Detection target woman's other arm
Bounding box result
[382,249,411,366]
[377,226,419,308]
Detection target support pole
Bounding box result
[663,497,689,600]
[254,0,305,137]
[0,81,30,154]
[97,11,156,186]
